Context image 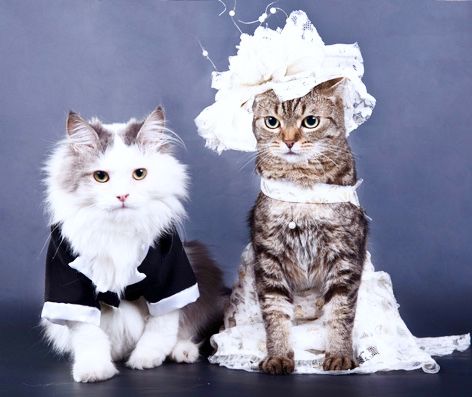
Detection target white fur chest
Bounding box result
[61,216,154,294]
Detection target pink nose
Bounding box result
[284,140,295,149]
[116,194,129,203]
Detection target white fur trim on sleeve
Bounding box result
[147,283,200,317]
[41,301,101,326]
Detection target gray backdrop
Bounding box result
[0,0,470,337]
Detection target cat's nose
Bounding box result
[284,140,295,149]
[116,194,129,203]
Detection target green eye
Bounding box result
[264,116,280,129]
[132,168,147,180]
[302,116,320,129]
[93,170,109,183]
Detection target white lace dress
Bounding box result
[209,244,470,374]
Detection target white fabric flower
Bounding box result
[195,10,376,153]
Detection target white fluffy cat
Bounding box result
[41,107,224,383]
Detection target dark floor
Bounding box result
[1,316,471,397]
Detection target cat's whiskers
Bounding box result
[238,152,261,171]
[321,144,355,158]
[41,202,103,257]
[255,149,275,170]
[38,223,61,257]
[317,152,339,167]
[239,146,273,171]
[160,126,187,150]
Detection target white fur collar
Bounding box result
[260,177,362,206]
[68,244,149,293]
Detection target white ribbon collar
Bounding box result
[260,177,363,206]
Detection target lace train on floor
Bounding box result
[209,245,470,374]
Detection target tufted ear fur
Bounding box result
[316,77,346,98]
[136,107,166,148]
[252,89,278,113]
[66,111,100,152]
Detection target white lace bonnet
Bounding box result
[195,10,376,153]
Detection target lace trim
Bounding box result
[209,245,470,375]
[208,352,443,375]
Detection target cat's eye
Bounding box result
[302,116,320,129]
[132,168,147,180]
[93,170,109,183]
[264,116,280,129]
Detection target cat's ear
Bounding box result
[252,90,277,110]
[136,106,168,149]
[316,77,346,97]
[66,111,99,152]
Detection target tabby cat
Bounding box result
[250,78,368,374]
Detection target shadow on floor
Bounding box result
[1,312,471,397]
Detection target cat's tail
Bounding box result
[180,241,229,344]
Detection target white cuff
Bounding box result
[147,283,200,317]
[41,302,101,326]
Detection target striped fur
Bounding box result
[250,79,368,374]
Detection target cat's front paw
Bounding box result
[323,352,357,371]
[171,340,200,363]
[126,347,166,370]
[259,354,295,375]
[72,359,118,383]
